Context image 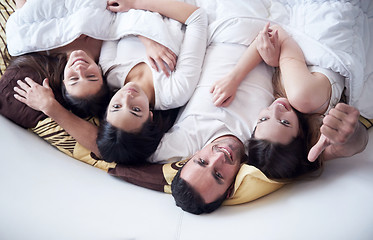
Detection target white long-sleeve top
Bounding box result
[99,8,208,110]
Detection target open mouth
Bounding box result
[275,100,290,111]
[219,146,233,163]
[72,58,88,66]
[126,88,138,93]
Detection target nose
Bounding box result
[123,90,134,104]
[74,64,87,75]
[210,151,226,168]
[273,103,288,118]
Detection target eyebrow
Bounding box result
[130,111,141,117]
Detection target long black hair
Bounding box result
[61,67,111,119]
[247,109,323,181]
[97,108,179,165]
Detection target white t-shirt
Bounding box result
[150,43,275,163]
[308,65,345,114]
[99,8,207,110]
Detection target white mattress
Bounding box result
[0,115,372,240]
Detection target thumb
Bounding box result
[42,78,50,89]
[308,134,330,162]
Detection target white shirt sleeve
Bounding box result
[308,65,345,113]
[154,8,208,110]
[99,40,119,74]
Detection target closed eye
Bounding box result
[87,75,99,81]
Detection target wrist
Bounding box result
[42,98,59,116]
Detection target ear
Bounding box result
[149,110,154,121]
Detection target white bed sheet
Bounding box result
[0,115,372,240]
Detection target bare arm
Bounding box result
[308,103,369,162]
[210,31,263,107]
[273,25,332,114]
[13,78,100,156]
[107,0,198,24]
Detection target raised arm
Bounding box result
[210,24,270,107]
[272,25,332,114]
[13,77,100,156]
[107,0,198,24]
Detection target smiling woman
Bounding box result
[60,49,110,119]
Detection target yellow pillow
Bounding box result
[31,117,116,171]
[161,159,284,206]
[32,117,283,205]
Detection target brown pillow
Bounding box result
[0,66,48,128]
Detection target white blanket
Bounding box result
[194,0,373,118]
[6,0,184,56]
[6,0,373,118]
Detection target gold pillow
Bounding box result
[32,117,283,205]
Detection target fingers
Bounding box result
[15,79,30,91]
[13,92,26,104]
[148,57,159,73]
[220,96,234,107]
[13,78,30,103]
[107,0,120,12]
[308,134,330,162]
[257,28,272,48]
[165,49,177,70]
[212,94,226,107]
[321,104,359,145]
[158,59,170,78]
[272,30,279,47]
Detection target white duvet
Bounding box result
[6,0,373,118]
[6,0,184,56]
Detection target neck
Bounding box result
[125,63,155,106]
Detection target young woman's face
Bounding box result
[106,82,152,133]
[254,98,300,144]
[63,50,103,98]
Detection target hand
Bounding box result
[107,0,136,12]
[210,74,239,107]
[13,77,56,114]
[308,103,362,162]
[255,22,280,67]
[139,36,177,77]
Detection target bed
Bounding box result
[1,0,373,239]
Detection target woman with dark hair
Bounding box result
[210,23,367,181]
[13,0,207,165]
[93,0,207,164]
[97,108,179,165]
[6,0,179,122]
